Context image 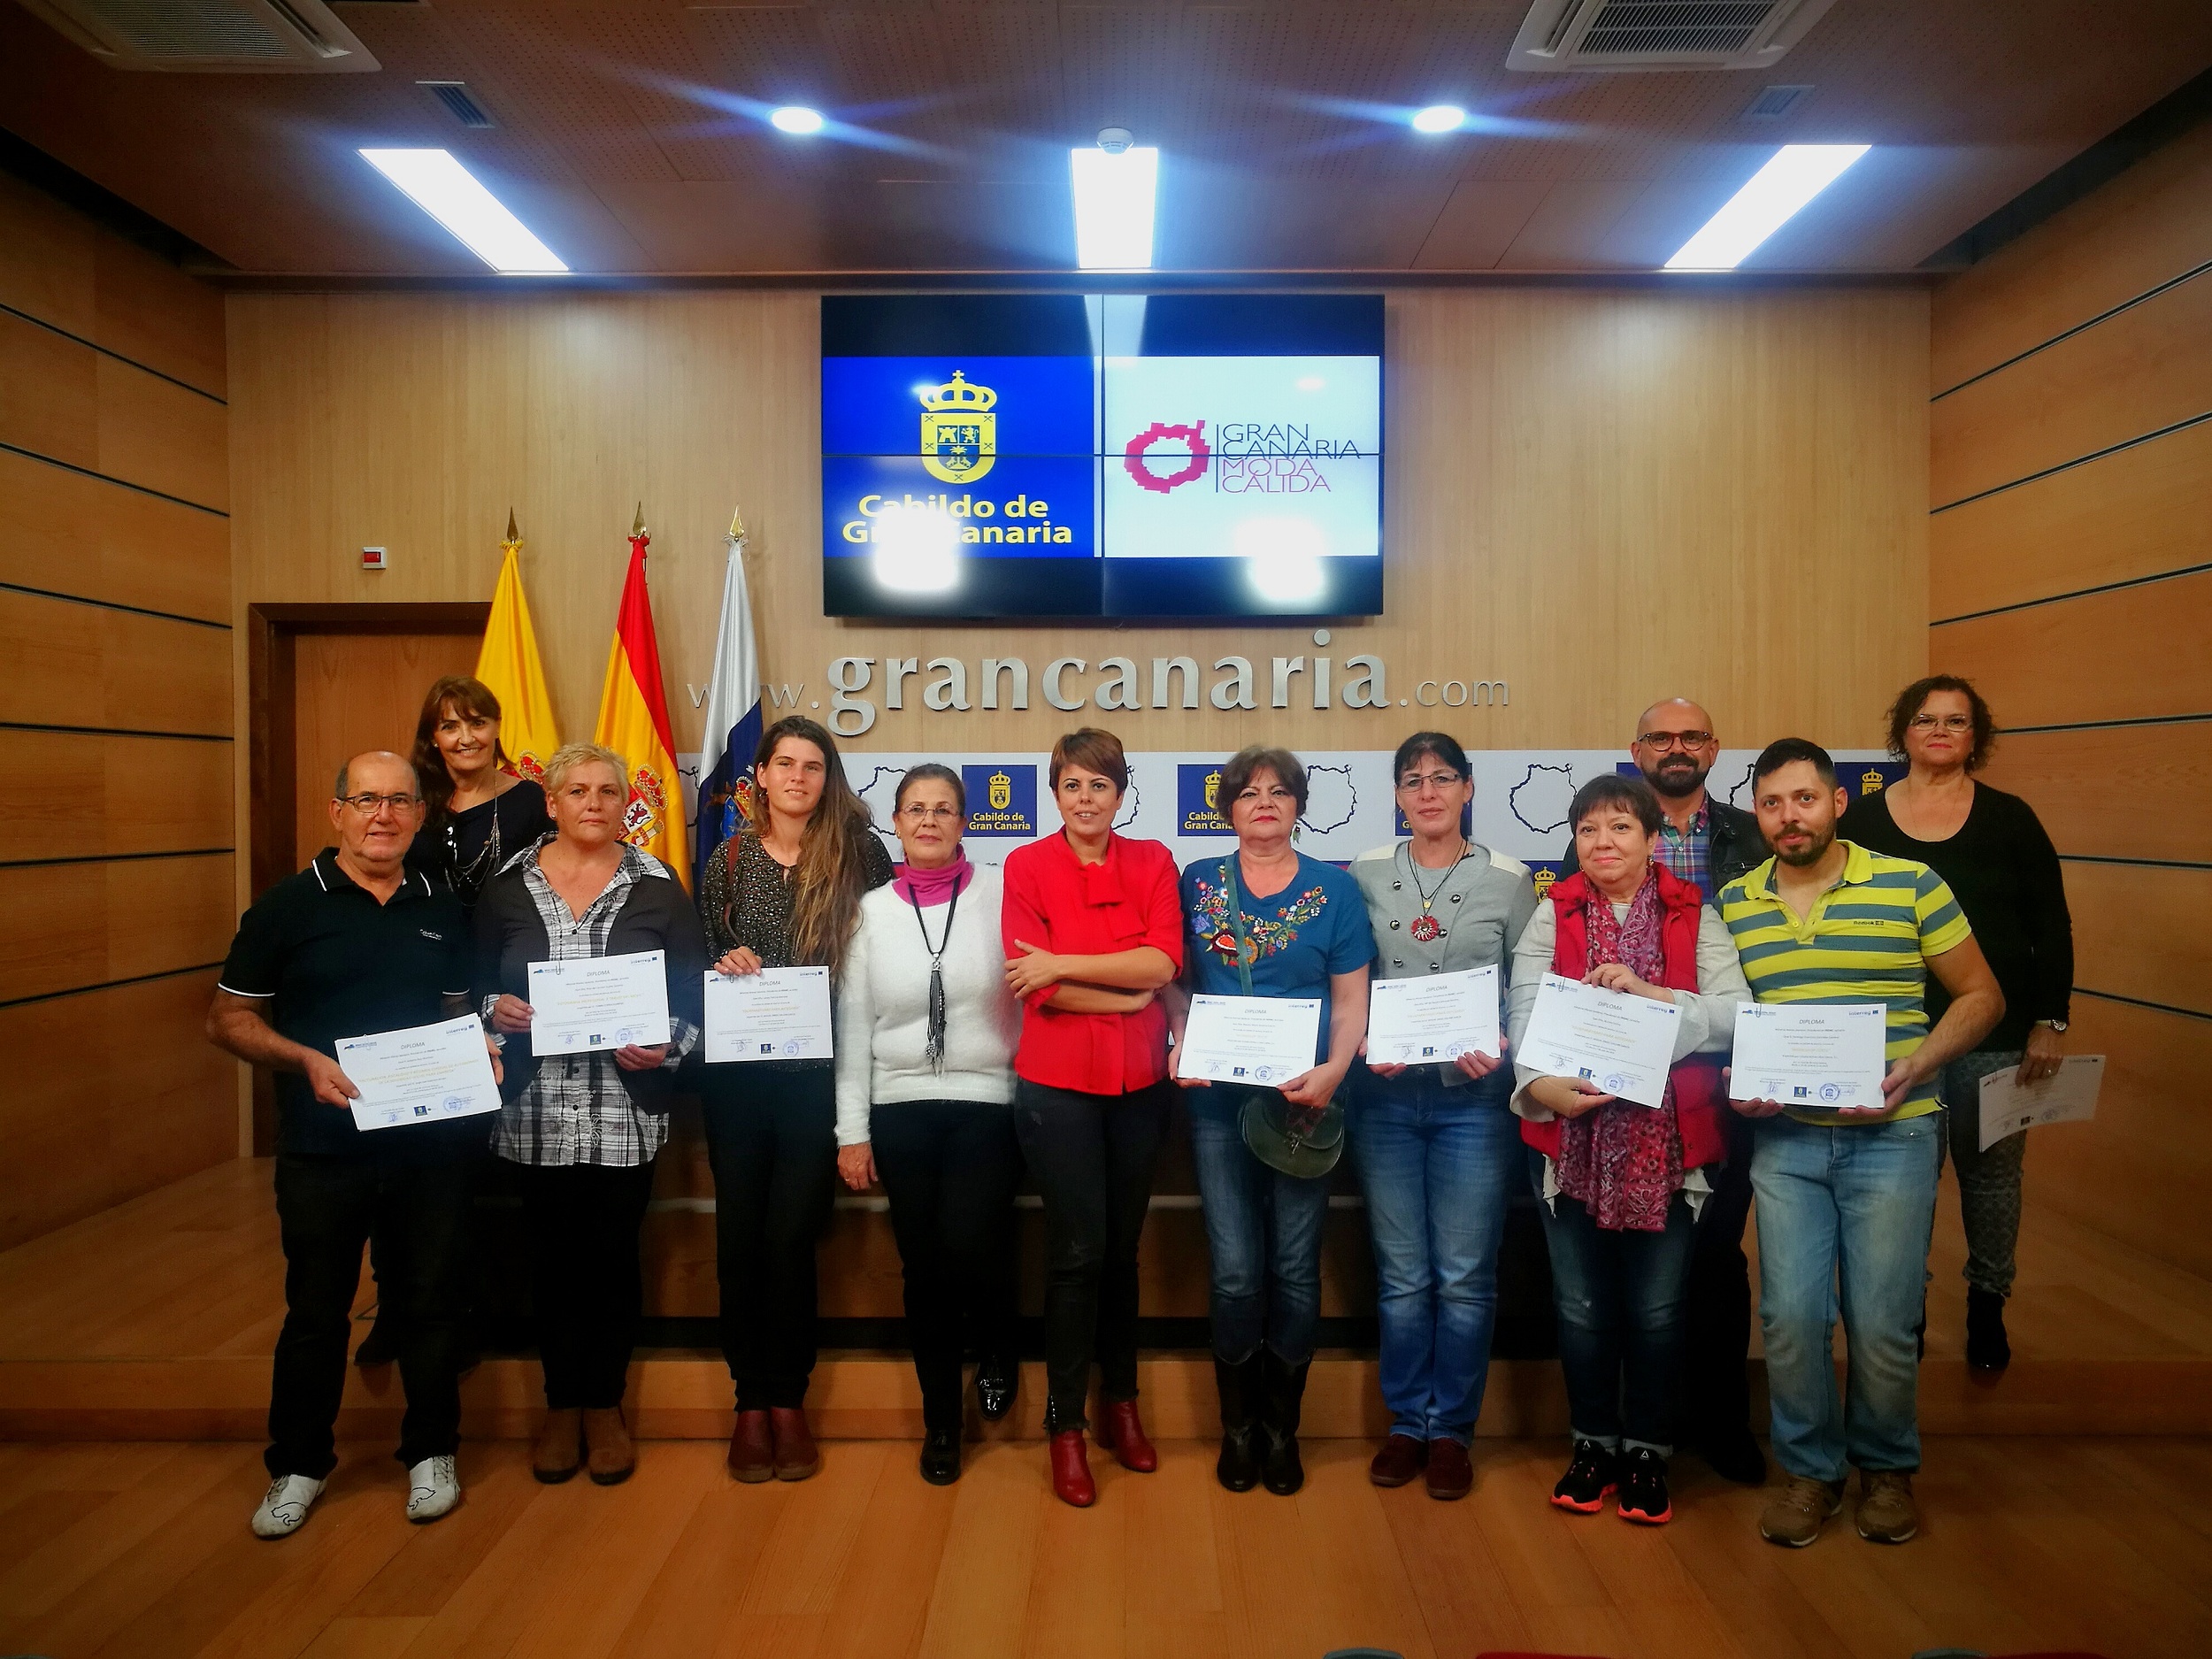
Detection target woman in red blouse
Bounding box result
[1002,727,1185,1508]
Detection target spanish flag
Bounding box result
[475,511,559,782]
[594,506,690,886]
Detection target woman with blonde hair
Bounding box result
[699,715,894,1482]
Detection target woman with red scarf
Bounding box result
[1506,772,1751,1527]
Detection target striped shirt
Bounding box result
[1716,841,1972,1123]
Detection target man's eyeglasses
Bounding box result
[337,792,420,816]
[1635,731,1713,752]
[1395,771,1465,793]
[897,803,963,823]
[1908,713,1974,733]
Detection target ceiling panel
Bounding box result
[0,0,2206,276]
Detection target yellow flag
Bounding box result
[593,511,691,886]
[476,514,559,782]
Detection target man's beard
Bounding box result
[1773,823,1837,867]
[1643,757,1709,800]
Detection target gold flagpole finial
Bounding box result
[726,507,746,545]
[503,507,520,553]
[630,501,647,538]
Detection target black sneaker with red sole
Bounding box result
[1550,1439,1619,1514]
[1616,1447,1673,1525]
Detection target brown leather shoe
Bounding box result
[1369,1433,1427,1487]
[770,1407,820,1481]
[1425,1438,1473,1501]
[532,1407,582,1484]
[728,1409,774,1484]
[582,1407,635,1486]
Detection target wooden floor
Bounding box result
[5,1158,2212,1439]
[3,1433,2210,1659]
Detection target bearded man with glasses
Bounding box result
[208,750,497,1540]
[1560,697,1771,1487]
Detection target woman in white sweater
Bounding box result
[834,764,1024,1486]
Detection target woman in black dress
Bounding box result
[1840,674,2075,1372]
[410,675,553,912]
[698,714,893,1481]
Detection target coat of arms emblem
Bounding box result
[988,770,1013,810]
[919,371,997,485]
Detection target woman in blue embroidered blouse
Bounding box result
[1166,745,1373,1499]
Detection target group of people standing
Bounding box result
[211,670,2072,1556]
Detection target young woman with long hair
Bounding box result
[697,715,893,1482]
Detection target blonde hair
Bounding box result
[542,741,628,797]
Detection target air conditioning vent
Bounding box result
[419,81,495,129]
[1742,83,1813,119]
[18,0,379,72]
[1507,0,1837,72]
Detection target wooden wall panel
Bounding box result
[1930,569,2212,731]
[0,731,231,862]
[0,588,229,734]
[92,355,227,511]
[0,971,234,1250]
[2065,862,2212,1017]
[0,449,229,624]
[2027,995,2212,1279]
[0,173,97,341]
[225,286,1928,761]
[89,239,227,400]
[0,853,234,1005]
[1932,273,2212,507]
[0,308,97,470]
[1930,417,2212,620]
[1977,722,2212,864]
[1932,121,2212,394]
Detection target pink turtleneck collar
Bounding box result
[893,848,974,907]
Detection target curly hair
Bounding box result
[1884,674,1996,772]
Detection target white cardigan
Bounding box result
[833,865,1021,1146]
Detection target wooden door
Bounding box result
[290,627,482,866]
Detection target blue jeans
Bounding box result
[1350,1069,1518,1444]
[1188,1085,1333,1365]
[1528,1149,1698,1455]
[1751,1111,1942,1482]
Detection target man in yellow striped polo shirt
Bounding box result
[1717,740,2002,1551]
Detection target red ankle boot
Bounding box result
[1048,1428,1096,1507]
[1095,1399,1157,1473]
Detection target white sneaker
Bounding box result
[405,1455,462,1524]
[250,1473,326,1539]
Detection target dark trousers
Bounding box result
[266,1151,475,1479]
[702,1065,840,1410]
[1529,1149,1698,1455]
[1014,1078,1168,1430]
[512,1157,657,1410]
[871,1098,1023,1432]
[1679,1110,1757,1448]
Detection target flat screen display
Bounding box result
[821,294,1384,618]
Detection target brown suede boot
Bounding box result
[770,1406,820,1481]
[532,1407,582,1484]
[582,1407,635,1486]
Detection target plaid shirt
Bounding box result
[489,841,698,1169]
[1654,803,1711,896]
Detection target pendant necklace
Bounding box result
[1406,838,1469,943]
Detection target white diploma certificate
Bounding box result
[1729,1002,1891,1113]
[1518,972,1681,1110]
[1367,966,1502,1067]
[703,965,834,1064]
[1978,1055,2104,1152]
[334,1014,502,1133]
[1178,994,1322,1087]
[527,949,671,1057]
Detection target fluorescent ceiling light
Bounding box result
[1664,143,1870,271]
[1411,104,1466,134]
[358,149,566,274]
[771,106,825,134]
[1071,144,1158,270]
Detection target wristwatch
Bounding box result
[2037,1018,2068,1033]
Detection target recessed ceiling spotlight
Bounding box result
[1411,104,1467,134]
[771,106,826,134]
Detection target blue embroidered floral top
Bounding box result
[1179,851,1375,1064]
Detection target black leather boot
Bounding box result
[1214,1356,1263,1492]
[1259,1350,1310,1496]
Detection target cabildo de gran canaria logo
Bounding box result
[919,371,996,485]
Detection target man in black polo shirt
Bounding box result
[209,749,497,1539]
